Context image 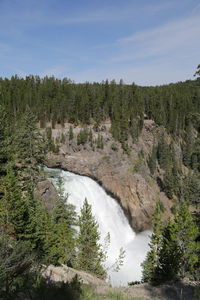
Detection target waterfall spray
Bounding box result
[47,168,150,286]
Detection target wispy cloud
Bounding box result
[0,0,199,85]
[52,2,174,26]
[113,14,200,63]
[71,57,195,86]
[70,11,200,85]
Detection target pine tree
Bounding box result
[76,198,106,279]
[50,176,77,265]
[148,145,157,174]
[45,126,56,152]
[69,125,74,141]
[88,128,93,147]
[153,222,181,283]
[32,177,77,266]
[172,204,199,278]
[12,107,45,188]
[141,202,164,284]
[1,165,30,237]
[163,169,174,199]
[96,134,104,149]
[0,106,8,176]
[0,233,35,296]
[142,203,199,284]
[157,135,172,170]
[194,64,200,77]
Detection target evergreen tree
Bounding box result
[152,222,182,283]
[88,128,93,147]
[69,125,74,141]
[12,107,45,188]
[77,128,88,145]
[157,135,172,170]
[0,106,8,176]
[148,145,157,174]
[142,203,199,284]
[194,64,200,77]
[50,176,77,265]
[163,169,174,199]
[1,165,30,237]
[141,202,164,284]
[96,134,104,149]
[76,198,106,279]
[45,126,56,152]
[172,204,199,278]
[0,233,35,296]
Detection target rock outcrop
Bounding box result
[44,120,173,232]
[42,264,109,293]
[42,265,198,300]
[34,180,58,214]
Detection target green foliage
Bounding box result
[182,172,200,206]
[172,204,199,278]
[194,64,200,78]
[141,202,164,284]
[30,274,82,300]
[148,145,157,174]
[76,198,106,279]
[157,135,172,170]
[69,125,74,141]
[163,169,176,199]
[13,107,45,162]
[1,165,30,236]
[11,107,46,190]
[142,203,199,285]
[49,176,77,265]
[0,233,36,297]
[1,75,200,148]
[0,105,9,176]
[33,176,77,266]
[96,133,104,149]
[77,128,88,145]
[0,73,200,295]
[106,290,144,300]
[133,152,144,173]
[111,143,118,151]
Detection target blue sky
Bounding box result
[0,0,200,85]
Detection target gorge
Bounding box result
[45,119,173,232]
[46,167,151,286]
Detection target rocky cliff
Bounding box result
[44,120,174,232]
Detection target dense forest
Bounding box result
[0,72,200,298]
[1,74,200,168]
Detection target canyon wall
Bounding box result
[44,120,173,232]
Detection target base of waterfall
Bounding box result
[46,167,151,287]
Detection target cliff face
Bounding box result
[44,120,173,232]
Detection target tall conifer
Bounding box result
[76,198,106,279]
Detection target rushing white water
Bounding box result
[47,168,151,287]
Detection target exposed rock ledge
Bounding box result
[44,120,172,232]
[42,264,109,293]
[42,265,197,300]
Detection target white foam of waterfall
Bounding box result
[47,168,151,286]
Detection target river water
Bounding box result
[47,168,151,286]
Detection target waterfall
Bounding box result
[47,168,151,287]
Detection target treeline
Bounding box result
[0,76,200,142]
